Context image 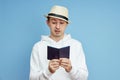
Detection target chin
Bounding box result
[52,32,63,37]
[55,35,61,37]
[54,34,62,37]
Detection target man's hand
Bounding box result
[49,59,60,73]
[60,58,72,72]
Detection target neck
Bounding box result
[50,35,64,42]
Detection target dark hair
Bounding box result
[47,17,50,21]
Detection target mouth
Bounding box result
[55,30,60,34]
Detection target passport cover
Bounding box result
[47,46,70,60]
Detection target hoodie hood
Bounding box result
[41,34,71,48]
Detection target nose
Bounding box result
[55,23,60,29]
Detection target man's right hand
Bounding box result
[48,59,60,73]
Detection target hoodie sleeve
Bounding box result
[29,44,53,80]
[69,42,89,80]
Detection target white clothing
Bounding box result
[29,34,88,80]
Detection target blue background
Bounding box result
[0,0,120,80]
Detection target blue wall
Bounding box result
[0,0,120,80]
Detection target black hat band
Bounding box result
[48,13,68,21]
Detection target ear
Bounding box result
[46,20,50,27]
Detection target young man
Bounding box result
[30,5,88,80]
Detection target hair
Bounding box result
[47,17,50,21]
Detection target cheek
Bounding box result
[49,26,55,31]
[62,26,67,30]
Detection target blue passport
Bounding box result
[47,46,70,60]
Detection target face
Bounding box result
[47,17,68,38]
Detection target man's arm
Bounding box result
[69,43,88,80]
[29,44,52,80]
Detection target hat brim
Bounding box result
[45,15,70,23]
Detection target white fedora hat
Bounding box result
[45,5,69,23]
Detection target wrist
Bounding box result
[66,66,72,72]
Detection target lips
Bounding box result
[55,30,60,33]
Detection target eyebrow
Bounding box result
[51,18,57,21]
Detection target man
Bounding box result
[30,5,88,80]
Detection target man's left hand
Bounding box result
[60,58,72,72]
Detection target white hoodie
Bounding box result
[30,34,88,80]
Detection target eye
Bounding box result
[60,22,64,24]
[52,22,57,24]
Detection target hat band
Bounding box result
[48,13,68,21]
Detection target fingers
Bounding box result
[60,58,69,67]
[50,59,60,69]
[60,58,72,72]
[49,58,72,73]
[49,59,60,73]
